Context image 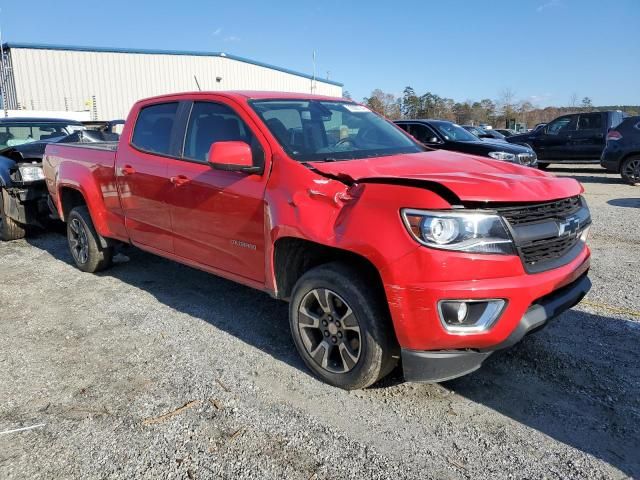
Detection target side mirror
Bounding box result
[207,141,262,174]
[427,137,441,144]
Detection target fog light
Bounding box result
[438,299,506,334]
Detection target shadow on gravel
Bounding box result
[608,198,640,208]
[548,167,624,185]
[26,233,308,375]
[446,311,640,478]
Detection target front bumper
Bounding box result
[600,148,623,172]
[402,272,591,383]
[2,182,49,226]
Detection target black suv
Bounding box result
[506,111,627,169]
[601,116,640,185]
[395,119,537,167]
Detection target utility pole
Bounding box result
[311,50,316,94]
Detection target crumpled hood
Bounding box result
[309,150,582,203]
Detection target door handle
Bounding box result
[120,165,136,176]
[170,175,190,186]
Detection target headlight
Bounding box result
[18,164,45,182]
[488,151,516,161]
[401,209,515,254]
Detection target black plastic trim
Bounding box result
[402,271,591,383]
[490,272,591,351]
[402,349,491,383]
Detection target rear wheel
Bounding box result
[621,155,640,186]
[0,189,26,241]
[289,263,397,390]
[67,206,113,272]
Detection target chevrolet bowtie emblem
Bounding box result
[558,216,580,237]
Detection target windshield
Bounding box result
[0,122,82,149]
[250,100,423,161]
[432,122,479,142]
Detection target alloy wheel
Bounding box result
[623,158,640,183]
[297,288,362,374]
[68,218,89,264]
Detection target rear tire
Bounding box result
[0,189,26,241]
[67,206,113,272]
[621,155,640,186]
[289,262,398,390]
[537,162,551,170]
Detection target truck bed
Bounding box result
[43,140,127,240]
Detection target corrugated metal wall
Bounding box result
[9,47,342,119]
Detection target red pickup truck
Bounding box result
[43,91,592,390]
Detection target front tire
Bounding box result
[67,206,113,272]
[621,155,640,186]
[0,188,26,241]
[289,263,397,390]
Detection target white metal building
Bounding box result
[0,43,343,120]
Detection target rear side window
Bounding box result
[183,102,263,165]
[131,102,179,155]
[577,113,602,130]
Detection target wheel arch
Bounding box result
[619,152,640,173]
[272,236,387,303]
[58,186,114,248]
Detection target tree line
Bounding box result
[352,87,639,128]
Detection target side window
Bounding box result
[131,102,179,155]
[577,113,602,130]
[546,116,573,135]
[261,108,303,151]
[410,124,438,143]
[183,102,263,165]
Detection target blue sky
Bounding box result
[1,0,638,106]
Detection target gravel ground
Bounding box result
[0,164,638,479]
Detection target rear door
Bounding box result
[165,98,270,283]
[572,112,606,159]
[116,101,182,253]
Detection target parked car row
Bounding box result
[32,91,592,390]
[394,119,538,167]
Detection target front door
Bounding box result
[116,101,181,253]
[536,115,577,160]
[166,100,269,283]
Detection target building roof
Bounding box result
[2,42,343,87]
[133,90,348,105]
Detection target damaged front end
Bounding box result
[2,158,51,228]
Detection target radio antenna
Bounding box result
[194,75,202,91]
